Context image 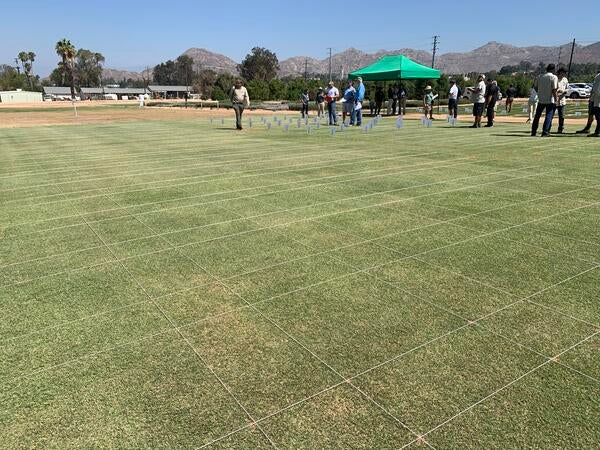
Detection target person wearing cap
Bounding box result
[326,81,340,125]
[526,84,538,124]
[470,74,486,128]
[229,79,250,130]
[352,76,365,126]
[300,89,310,119]
[556,68,569,134]
[423,86,434,119]
[448,80,459,119]
[342,80,356,124]
[316,87,325,118]
[531,64,558,137]
[485,79,500,127]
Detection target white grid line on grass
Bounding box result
[408,200,600,257]
[1,148,442,206]
[397,330,600,449]
[0,119,540,175]
[5,156,494,227]
[4,165,595,340]
[1,167,555,287]
[195,265,600,449]
[100,189,434,450]
[1,143,430,196]
[6,219,599,414]
[272,206,600,383]
[236,196,600,381]
[28,158,280,450]
[5,153,469,209]
[0,119,458,177]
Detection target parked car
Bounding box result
[566,83,591,99]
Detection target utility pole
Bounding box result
[431,35,440,68]
[557,47,562,69]
[304,58,308,81]
[567,38,576,78]
[327,48,333,81]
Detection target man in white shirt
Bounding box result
[556,68,569,133]
[326,81,340,125]
[531,64,558,137]
[588,72,600,137]
[470,74,486,128]
[448,80,459,119]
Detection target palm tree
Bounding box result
[55,39,77,99]
[17,51,36,89]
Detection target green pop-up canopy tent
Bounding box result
[348,54,440,81]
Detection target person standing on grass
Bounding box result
[374,86,384,116]
[448,80,459,119]
[300,89,310,119]
[230,79,250,130]
[353,76,365,126]
[526,85,538,124]
[398,84,408,116]
[316,87,325,118]
[423,86,434,119]
[387,84,398,115]
[505,84,517,113]
[326,81,340,125]
[556,68,569,134]
[342,80,356,124]
[485,80,500,127]
[470,74,486,128]
[531,64,558,137]
[586,72,600,137]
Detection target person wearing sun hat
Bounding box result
[423,85,435,119]
[470,74,487,128]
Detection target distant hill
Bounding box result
[101,41,600,81]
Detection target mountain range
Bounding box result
[102,41,600,81]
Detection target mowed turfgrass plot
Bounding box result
[1,114,599,449]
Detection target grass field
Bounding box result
[1,114,599,449]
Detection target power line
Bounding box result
[431,36,440,68]
[567,38,576,78]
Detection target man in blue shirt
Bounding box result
[352,76,366,126]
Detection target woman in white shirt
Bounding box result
[527,86,538,124]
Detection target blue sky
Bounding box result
[2,0,598,76]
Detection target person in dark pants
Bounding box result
[326,81,339,125]
[375,86,385,115]
[229,79,250,130]
[587,72,600,137]
[556,68,569,133]
[300,89,310,118]
[448,80,459,119]
[531,64,558,137]
[387,85,398,115]
[485,80,499,127]
[398,84,408,116]
[470,74,486,128]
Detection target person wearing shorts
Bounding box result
[316,88,325,118]
[471,74,486,128]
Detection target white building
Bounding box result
[0,89,43,103]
